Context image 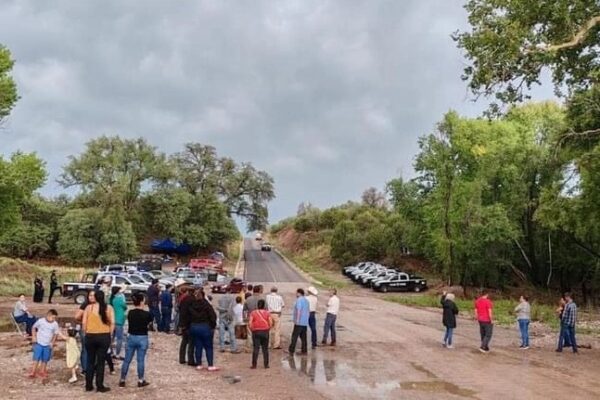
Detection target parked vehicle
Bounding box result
[360,269,396,287]
[210,277,246,294]
[343,261,374,276]
[189,258,224,273]
[100,264,137,274]
[62,272,148,304]
[350,264,383,282]
[372,272,428,293]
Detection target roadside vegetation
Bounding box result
[0,257,92,297]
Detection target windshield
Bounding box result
[128,275,145,284]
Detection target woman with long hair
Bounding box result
[249,299,273,368]
[119,293,153,388]
[189,288,219,371]
[110,286,127,359]
[82,290,115,393]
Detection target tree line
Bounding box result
[274,1,600,302]
[0,46,274,265]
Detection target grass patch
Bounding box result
[275,247,350,289]
[0,257,91,297]
[383,294,561,329]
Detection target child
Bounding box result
[233,296,246,340]
[29,309,61,379]
[66,326,81,383]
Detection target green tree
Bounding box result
[0,45,18,123]
[172,143,275,231]
[455,0,600,110]
[57,209,102,264]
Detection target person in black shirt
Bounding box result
[48,270,62,304]
[189,288,219,371]
[178,287,196,365]
[119,293,152,388]
[146,280,161,331]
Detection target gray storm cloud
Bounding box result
[0,0,512,222]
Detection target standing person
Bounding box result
[119,293,153,388]
[244,286,261,351]
[178,287,196,366]
[245,284,254,300]
[48,270,62,304]
[557,292,578,353]
[28,309,61,379]
[322,288,340,346]
[441,292,459,349]
[100,278,112,300]
[65,326,81,383]
[189,288,219,371]
[13,294,37,336]
[474,291,494,353]
[75,297,89,376]
[146,279,161,331]
[233,295,246,341]
[249,299,272,369]
[514,295,531,349]
[218,292,238,353]
[33,276,44,303]
[556,297,572,349]
[306,287,319,349]
[160,284,173,333]
[288,288,310,356]
[266,286,285,349]
[110,286,127,359]
[82,290,115,393]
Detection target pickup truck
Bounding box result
[62,272,149,304]
[371,272,428,293]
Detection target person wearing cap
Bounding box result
[322,288,340,346]
[147,279,161,332]
[160,284,174,333]
[306,286,319,349]
[173,279,187,329]
[266,286,285,349]
[48,270,62,304]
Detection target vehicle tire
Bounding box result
[381,286,388,293]
[74,291,88,305]
[414,286,421,293]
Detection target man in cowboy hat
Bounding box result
[307,286,319,349]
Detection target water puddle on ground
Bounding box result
[281,353,400,399]
[282,355,479,399]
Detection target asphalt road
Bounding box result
[243,238,307,283]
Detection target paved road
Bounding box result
[243,238,307,283]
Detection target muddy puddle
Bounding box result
[282,354,479,399]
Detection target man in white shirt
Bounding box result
[322,288,339,346]
[265,286,285,349]
[306,286,319,349]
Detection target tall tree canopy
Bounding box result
[0,45,18,123]
[171,143,275,231]
[455,0,600,110]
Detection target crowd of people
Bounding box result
[440,290,579,354]
[12,271,585,394]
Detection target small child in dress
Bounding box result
[65,326,81,383]
[29,309,62,379]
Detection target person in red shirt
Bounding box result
[474,291,494,353]
[248,299,273,369]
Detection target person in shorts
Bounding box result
[29,309,61,379]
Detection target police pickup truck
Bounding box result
[62,272,149,305]
[371,272,428,293]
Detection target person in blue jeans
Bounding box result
[119,293,152,388]
[159,284,173,333]
[188,288,219,371]
[557,292,578,353]
[146,280,161,331]
[514,295,531,349]
[441,292,458,348]
[13,294,37,336]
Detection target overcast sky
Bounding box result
[0,1,553,223]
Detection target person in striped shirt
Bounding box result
[266,287,285,349]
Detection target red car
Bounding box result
[189,258,224,273]
[211,278,246,294]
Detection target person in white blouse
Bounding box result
[265,287,285,349]
[322,288,339,346]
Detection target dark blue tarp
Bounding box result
[151,238,192,254]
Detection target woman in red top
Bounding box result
[249,299,273,369]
